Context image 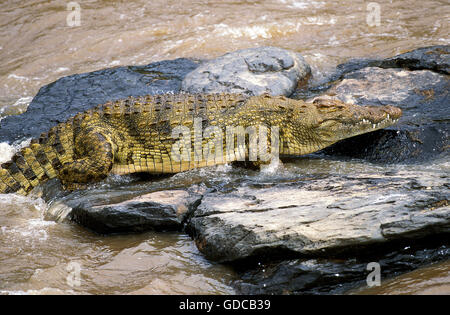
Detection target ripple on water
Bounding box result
[0,191,237,295]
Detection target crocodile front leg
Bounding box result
[59,126,116,190]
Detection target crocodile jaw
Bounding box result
[313,101,402,145]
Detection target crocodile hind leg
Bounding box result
[58,128,115,190]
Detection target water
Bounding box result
[355,260,450,295]
[0,0,449,294]
[1,0,449,114]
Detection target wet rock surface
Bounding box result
[318,67,449,163]
[70,189,203,234]
[233,243,449,294]
[187,172,449,263]
[378,45,450,74]
[181,46,311,96]
[330,45,450,81]
[43,181,206,234]
[318,45,449,163]
[0,58,199,143]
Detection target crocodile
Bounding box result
[0,93,402,195]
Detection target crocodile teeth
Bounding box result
[372,124,376,129]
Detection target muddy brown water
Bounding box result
[0,0,449,294]
[354,260,450,295]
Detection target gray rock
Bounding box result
[331,45,450,81]
[234,245,449,294]
[320,67,448,123]
[181,47,311,96]
[317,66,449,163]
[379,45,450,75]
[188,174,449,263]
[70,189,203,234]
[0,58,199,143]
[43,182,206,234]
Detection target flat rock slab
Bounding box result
[188,173,449,263]
[44,182,205,234]
[181,46,311,96]
[70,190,202,234]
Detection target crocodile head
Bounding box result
[307,98,402,149]
[276,97,403,154]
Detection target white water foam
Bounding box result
[0,192,52,250]
[7,74,29,81]
[12,96,33,108]
[0,138,31,163]
[277,0,326,9]
[213,16,336,40]
[214,23,276,39]
[55,67,70,73]
[260,157,283,175]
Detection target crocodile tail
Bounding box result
[0,121,74,195]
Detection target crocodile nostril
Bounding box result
[383,105,402,119]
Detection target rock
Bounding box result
[0,58,199,143]
[379,45,450,75]
[43,181,206,234]
[70,189,203,234]
[318,64,449,163]
[187,173,449,263]
[331,45,450,81]
[183,46,450,291]
[181,47,311,96]
[234,243,449,294]
[321,67,448,125]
